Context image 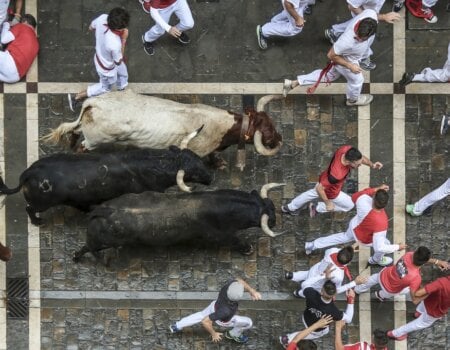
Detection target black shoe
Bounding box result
[178,32,190,44]
[304,5,313,15]
[293,289,302,298]
[142,35,155,56]
[399,72,414,86]
[281,205,299,216]
[392,0,405,12]
[285,271,293,280]
[67,93,79,112]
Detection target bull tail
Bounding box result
[0,176,22,195]
[40,106,92,146]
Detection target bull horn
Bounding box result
[256,94,284,112]
[261,214,282,238]
[176,170,192,192]
[260,183,286,199]
[180,125,205,150]
[254,131,282,156]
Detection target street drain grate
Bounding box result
[6,278,29,319]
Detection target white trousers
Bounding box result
[297,64,365,101]
[261,6,306,38]
[287,186,354,213]
[392,301,440,337]
[311,227,391,263]
[354,272,410,299]
[412,178,450,215]
[287,316,330,341]
[144,0,194,43]
[0,50,20,83]
[292,262,323,291]
[175,300,253,337]
[422,0,438,7]
[413,44,450,83]
[87,61,128,98]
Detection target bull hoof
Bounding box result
[240,244,254,256]
[31,217,43,226]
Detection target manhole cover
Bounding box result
[6,278,29,319]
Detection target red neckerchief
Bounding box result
[330,253,353,281]
[103,24,124,39]
[370,345,387,350]
[307,61,335,94]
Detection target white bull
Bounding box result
[42,90,283,160]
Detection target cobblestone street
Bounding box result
[0,0,448,349]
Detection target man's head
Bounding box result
[337,246,354,265]
[354,18,377,41]
[22,14,37,28]
[321,280,337,300]
[296,339,317,350]
[372,329,388,349]
[227,281,244,301]
[413,246,431,266]
[374,190,389,209]
[107,7,130,30]
[344,147,363,168]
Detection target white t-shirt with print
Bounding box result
[333,9,377,64]
[91,14,123,77]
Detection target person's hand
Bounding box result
[372,161,383,169]
[349,63,362,74]
[323,263,336,279]
[335,319,346,330]
[211,332,223,342]
[381,12,401,23]
[354,275,368,285]
[398,243,407,251]
[250,290,262,301]
[377,184,389,191]
[325,201,335,212]
[121,28,129,41]
[168,26,182,38]
[346,288,356,299]
[436,260,449,271]
[315,315,333,328]
[295,17,305,27]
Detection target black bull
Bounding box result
[74,184,284,261]
[0,147,212,225]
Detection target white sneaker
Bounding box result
[282,79,293,97]
[346,94,373,106]
[369,256,393,266]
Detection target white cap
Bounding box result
[227,281,244,301]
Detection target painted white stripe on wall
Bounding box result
[0,94,7,350]
[26,1,40,349]
[393,95,407,350]
[358,103,372,343]
[34,82,447,95]
[27,94,40,350]
[392,8,407,350]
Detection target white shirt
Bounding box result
[0,0,10,24]
[283,0,309,11]
[333,9,378,64]
[302,248,356,295]
[91,14,123,77]
[347,0,385,14]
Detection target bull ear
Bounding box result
[169,145,180,152]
